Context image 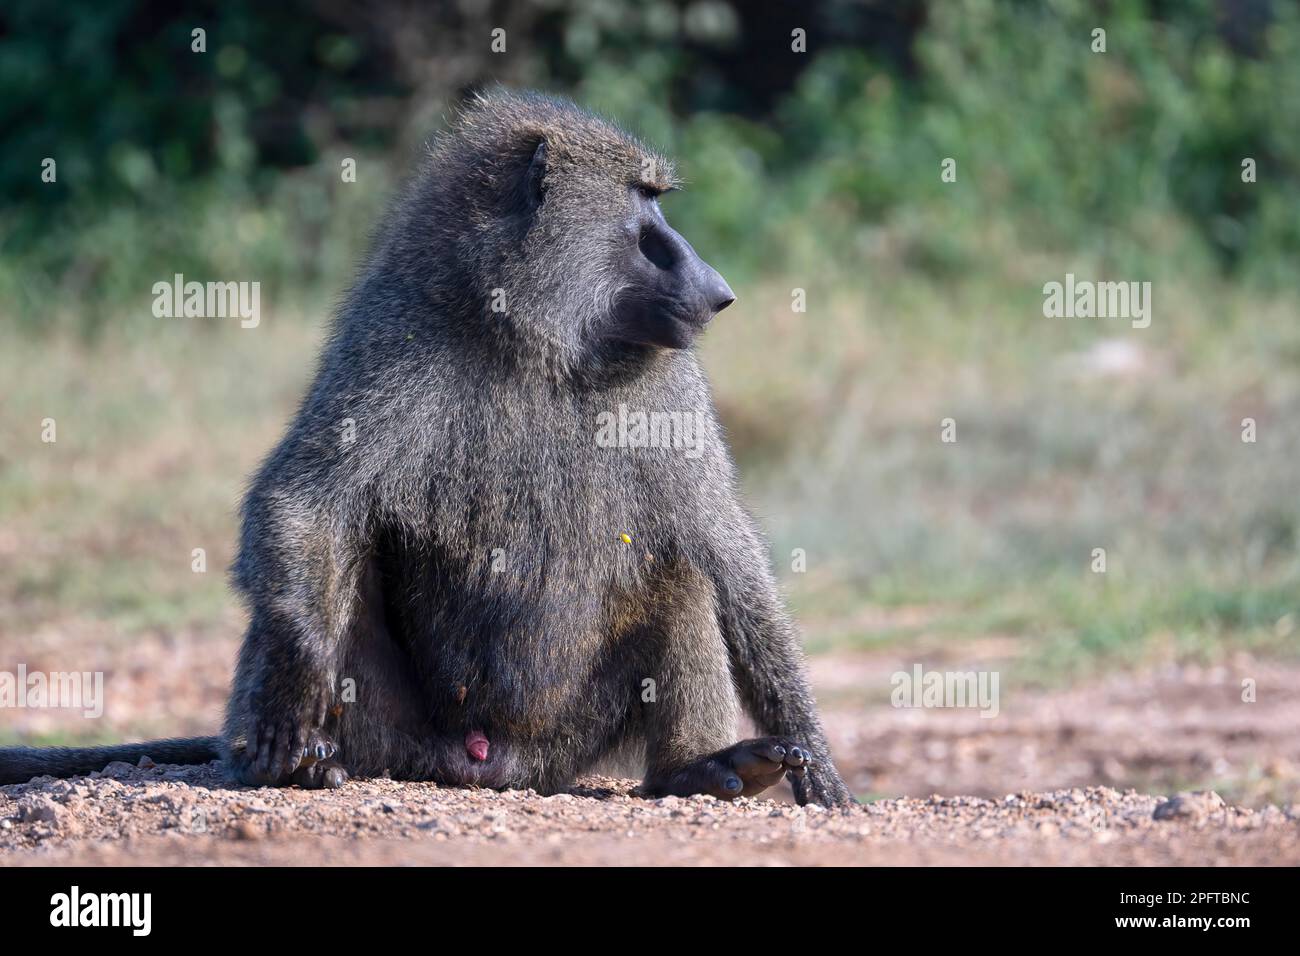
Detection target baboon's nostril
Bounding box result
[704,271,735,314]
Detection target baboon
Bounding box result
[0,90,854,807]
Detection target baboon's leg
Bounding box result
[639,572,795,800]
[703,516,856,808]
[327,596,455,782]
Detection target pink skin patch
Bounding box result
[465,730,489,762]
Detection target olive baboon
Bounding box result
[0,90,854,807]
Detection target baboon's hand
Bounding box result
[795,758,856,809]
[243,685,331,785]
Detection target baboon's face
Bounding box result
[500,115,734,354]
[606,185,736,350]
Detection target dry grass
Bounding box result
[2,269,1298,686]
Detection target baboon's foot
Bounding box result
[291,729,347,789]
[297,727,339,766]
[645,737,809,802]
[291,751,348,789]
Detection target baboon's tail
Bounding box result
[0,737,222,785]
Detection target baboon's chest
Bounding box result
[384,389,709,727]
[421,407,686,588]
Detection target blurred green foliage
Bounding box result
[2,0,1298,335]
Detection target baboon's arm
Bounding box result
[226,491,372,784]
[703,513,855,807]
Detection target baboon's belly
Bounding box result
[382,553,635,720]
[368,511,672,789]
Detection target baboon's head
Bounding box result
[426,90,735,360]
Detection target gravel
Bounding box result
[2,763,1296,866]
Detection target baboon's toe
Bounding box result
[301,728,338,764]
[719,737,814,797]
[291,756,348,790]
[290,729,345,789]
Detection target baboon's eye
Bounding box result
[635,184,660,201]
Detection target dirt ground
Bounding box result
[3,765,1297,866]
[2,629,1298,865]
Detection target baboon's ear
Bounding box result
[525,139,547,209]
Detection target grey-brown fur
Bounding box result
[0,90,853,807]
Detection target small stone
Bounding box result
[1153,790,1225,822]
[137,755,156,769]
[45,780,74,800]
[17,795,62,825]
[147,791,196,813]
[232,819,264,840]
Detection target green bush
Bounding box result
[3,0,1299,335]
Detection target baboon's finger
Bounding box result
[790,770,811,806]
